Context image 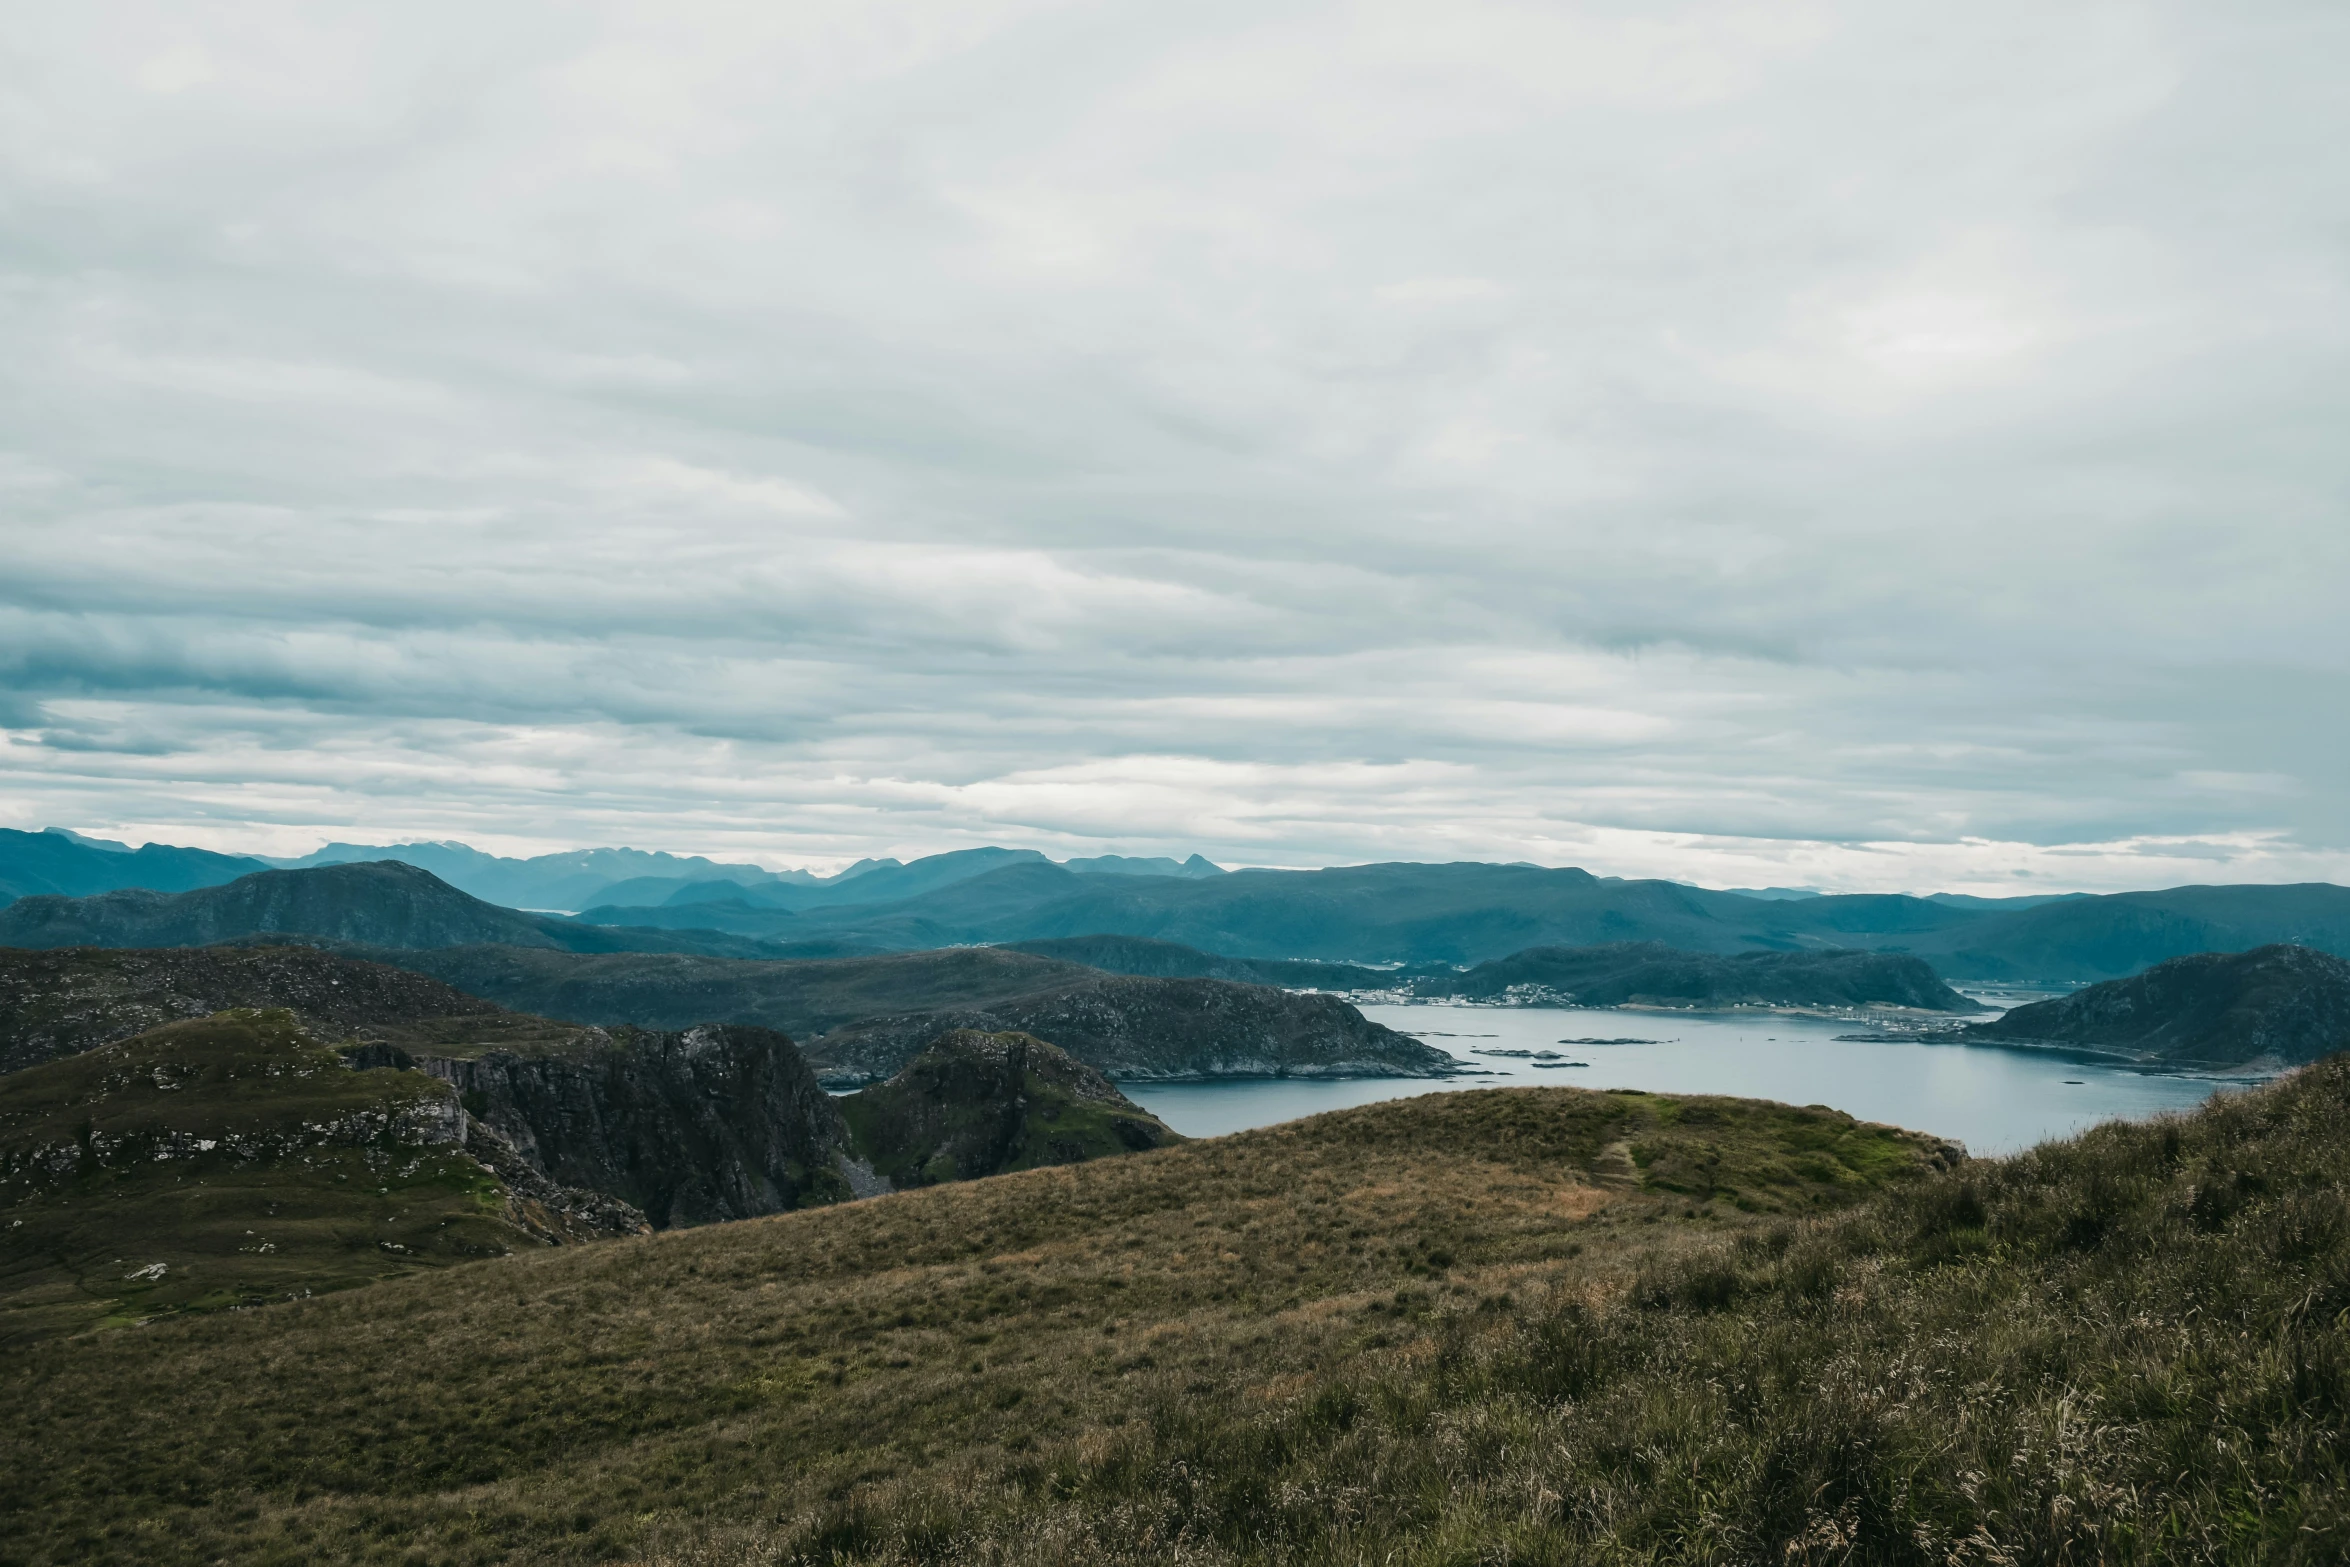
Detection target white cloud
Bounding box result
[0,0,2344,891]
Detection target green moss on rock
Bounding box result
[839,1029,1182,1188]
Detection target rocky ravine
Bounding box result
[0,1009,644,1341]
[802,974,1458,1086]
[0,945,860,1231]
[352,1024,855,1227]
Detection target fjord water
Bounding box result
[1125,1002,2233,1157]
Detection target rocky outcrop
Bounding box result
[803,975,1458,1085]
[1964,944,2350,1070]
[367,1023,855,1228]
[838,1030,1182,1189]
[0,1010,645,1340]
[453,1115,651,1242]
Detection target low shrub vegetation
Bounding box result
[6,1065,2342,1565]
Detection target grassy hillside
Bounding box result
[0,1011,616,1345]
[0,1083,1955,1562]
[12,1059,2348,1563]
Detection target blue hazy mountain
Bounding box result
[14,833,2350,986]
[587,861,2350,981]
[0,828,270,904]
[271,842,829,911]
[1064,854,1225,879]
[0,862,799,958]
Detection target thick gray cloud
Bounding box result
[2,0,2345,890]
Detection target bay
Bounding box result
[1123,1002,2242,1156]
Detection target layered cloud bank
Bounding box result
[4,2,2346,892]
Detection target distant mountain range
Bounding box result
[8,836,2350,984]
[1003,935,1973,1011]
[1,830,1230,915]
[0,862,808,957]
[580,859,2350,982]
[0,828,269,902]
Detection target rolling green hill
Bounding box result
[0,1080,1963,1562]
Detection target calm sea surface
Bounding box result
[1122,1002,2245,1157]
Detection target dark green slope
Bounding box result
[710,861,1992,964]
[1004,933,1975,1011]
[1908,882,2350,981]
[353,943,1101,1035]
[1435,941,1975,1010]
[838,1029,1181,1188]
[1964,943,2350,1069]
[0,862,804,959]
[800,972,1452,1085]
[609,861,2350,981]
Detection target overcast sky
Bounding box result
[3,1,2346,891]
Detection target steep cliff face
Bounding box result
[366,1024,854,1227]
[803,975,1458,1086]
[838,1030,1182,1189]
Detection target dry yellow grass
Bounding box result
[1,1085,1953,1564]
